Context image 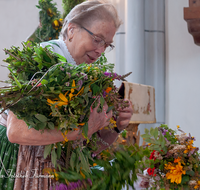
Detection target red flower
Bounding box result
[37,83,42,87]
[149,150,156,160]
[147,167,156,176]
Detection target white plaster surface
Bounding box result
[0,0,62,86]
[165,0,200,148]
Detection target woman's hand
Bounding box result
[93,100,133,155]
[87,100,112,138]
[117,100,133,131]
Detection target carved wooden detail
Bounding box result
[184,0,200,45]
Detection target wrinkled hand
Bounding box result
[117,100,133,131]
[87,100,112,138]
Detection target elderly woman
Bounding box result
[2,0,133,189]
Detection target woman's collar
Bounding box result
[59,37,76,65]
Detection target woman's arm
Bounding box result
[7,100,112,145]
[7,111,68,145]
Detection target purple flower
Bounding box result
[65,82,70,86]
[66,72,71,78]
[102,90,107,98]
[162,132,166,136]
[60,66,64,71]
[87,179,92,186]
[83,74,88,80]
[103,72,121,80]
[55,184,68,190]
[104,72,112,77]
[77,80,83,91]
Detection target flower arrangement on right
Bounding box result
[139,124,200,190]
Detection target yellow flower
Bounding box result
[43,168,52,175]
[78,123,85,126]
[53,20,59,26]
[71,80,76,93]
[52,20,61,30]
[80,168,85,179]
[184,140,196,154]
[110,118,117,128]
[69,93,73,101]
[53,169,59,181]
[76,86,84,96]
[93,163,97,167]
[174,157,181,163]
[194,181,200,189]
[165,162,186,184]
[57,93,69,106]
[87,64,92,72]
[47,93,69,108]
[47,8,53,17]
[177,125,180,129]
[105,87,112,93]
[47,98,57,105]
[62,131,68,142]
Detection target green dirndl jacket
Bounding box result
[0,124,19,190]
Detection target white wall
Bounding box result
[165,0,200,147]
[0,0,62,86]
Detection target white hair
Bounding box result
[60,0,122,40]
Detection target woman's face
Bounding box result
[66,20,116,65]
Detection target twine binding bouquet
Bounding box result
[138,125,200,190]
[0,41,131,174]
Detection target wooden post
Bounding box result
[184,0,200,45]
[126,124,140,145]
[189,0,200,7]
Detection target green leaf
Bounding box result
[8,69,22,89]
[37,122,46,130]
[106,106,114,113]
[181,175,190,184]
[91,84,100,95]
[150,127,154,136]
[100,97,105,108]
[35,114,48,122]
[144,128,149,134]
[44,144,52,159]
[77,149,90,173]
[55,53,67,62]
[48,122,54,130]
[70,151,76,171]
[83,123,88,138]
[152,144,160,151]
[84,86,90,93]
[141,134,151,139]
[56,143,61,159]
[186,170,195,176]
[51,149,57,167]
[153,127,158,139]
[48,41,60,48]
[41,79,48,85]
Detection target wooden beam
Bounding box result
[189,0,200,7]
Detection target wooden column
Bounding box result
[125,124,140,145]
[184,0,200,45]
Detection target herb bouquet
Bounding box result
[0,41,131,171]
[138,125,200,190]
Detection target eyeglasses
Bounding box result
[81,26,115,53]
